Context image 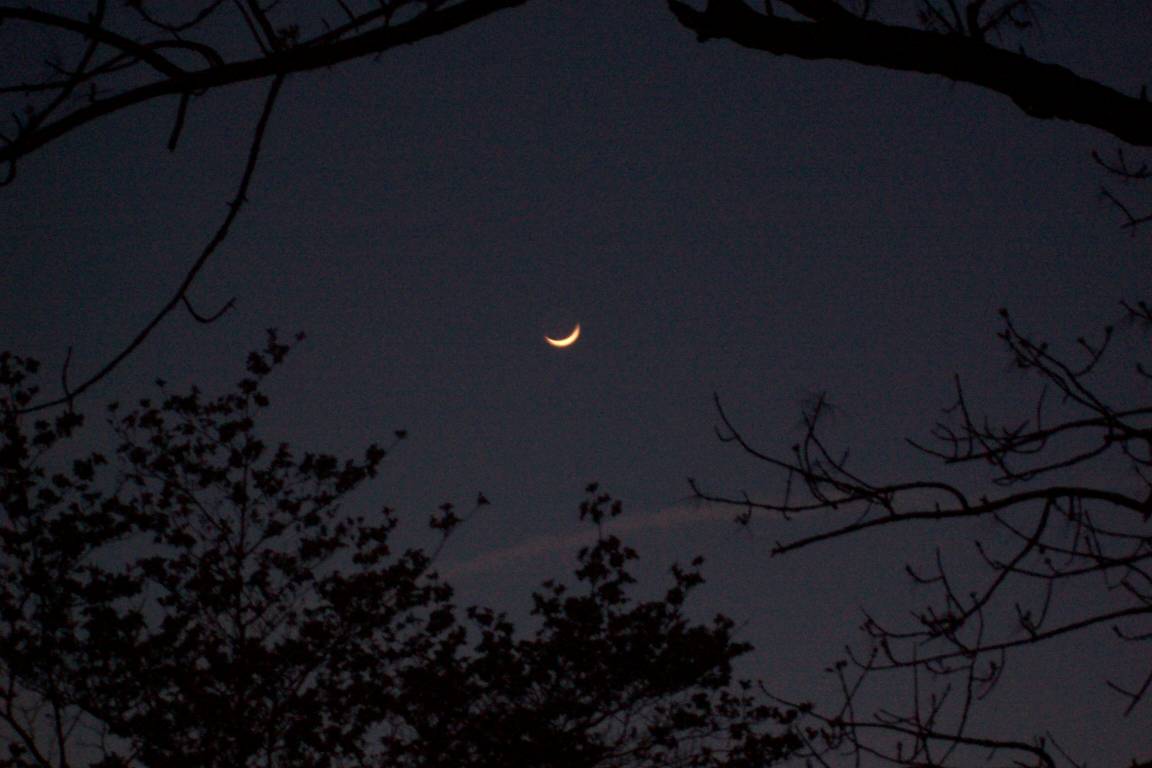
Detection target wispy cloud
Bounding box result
[439,500,743,578]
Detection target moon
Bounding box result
[545,323,580,348]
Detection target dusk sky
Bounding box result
[2,1,1150,763]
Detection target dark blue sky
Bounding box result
[2,0,1150,762]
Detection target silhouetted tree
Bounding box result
[8,2,1148,412]
[693,303,1152,768]
[0,332,799,768]
[0,1,529,410]
[667,0,1152,229]
[0,1,527,174]
[667,0,1150,146]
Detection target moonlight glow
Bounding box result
[545,324,581,348]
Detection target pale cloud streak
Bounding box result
[439,500,744,579]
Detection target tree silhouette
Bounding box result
[667,0,1151,147]
[0,1,529,412]
[7,2,1149,411]
[693,303,1152,768]
[667,0,1152,230]
[0,333,799,768]
[0,1,528,173]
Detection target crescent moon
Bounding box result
[545,323,581,348]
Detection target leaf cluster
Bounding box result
[0,337,795,768]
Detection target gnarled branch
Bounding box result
[668,0,1152,147]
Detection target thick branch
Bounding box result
[668,0,1152,147]
[0,0,529,166]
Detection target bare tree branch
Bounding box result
[18,74,285,413]
[0,0,529,170]
[703,303,1152,767]
[1,0,531,412]
[667,0,1152,147]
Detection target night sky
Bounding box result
[2,0,1150,762]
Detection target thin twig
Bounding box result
[18,74,286,413]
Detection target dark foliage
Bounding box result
[0,334,798,768]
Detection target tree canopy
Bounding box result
[0,334,799,768]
